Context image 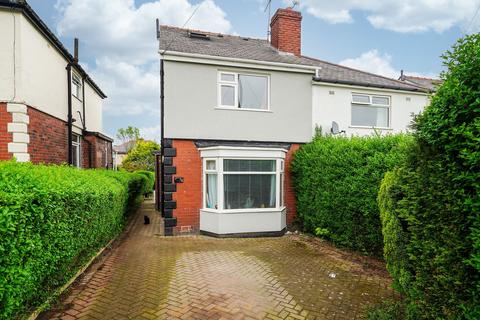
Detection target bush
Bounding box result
[366,300,407,320]
[378,33,480,319]
[135,170,155,196]
[0,161,148,320]
[122,140,160,172]
[291,134,412,256]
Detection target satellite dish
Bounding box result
[331,121,345,135]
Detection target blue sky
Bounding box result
[27,0,478,142]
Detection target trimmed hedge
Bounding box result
[378,33,480,319]
[0,161,148,320]
[135,170,155,195]
[291,134,412,256]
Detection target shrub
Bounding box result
[291,134,412,256]
[122,140,160,172]
[135,170,155,196]
[0,161,148,320]
[378,33,480,318]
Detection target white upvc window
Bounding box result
[201,148,285,213]
[217,71,270,111]
[351,93,391,128]
[72,73,83,100]
[72,134,81,168]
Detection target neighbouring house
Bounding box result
[0,0,113,168]
[113,141,130,170]
[156,7,430,236]
[399,70,442,92]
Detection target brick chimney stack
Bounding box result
[270,7,302,56]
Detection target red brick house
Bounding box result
[156,7,428,236]
[0,0,112,168]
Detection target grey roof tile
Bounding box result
[159,26,425,92]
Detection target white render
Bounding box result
[312,82,430,136]
[0,9,105,134]
[200,209,286,235]
[163,59,313,143]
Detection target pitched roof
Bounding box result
[399,75,442,92]
[159,26,425,93]
[0,0,107,98]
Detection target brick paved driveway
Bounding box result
[43,200,395,320]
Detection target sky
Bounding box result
[27,0,480,143]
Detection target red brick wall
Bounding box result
[270,8,302,56]
[28,107,68,165]
[172,139,202,230]
[0,103,12,160]
[171,139,300,231]
[285,143,300,225]
[83,135,113,169]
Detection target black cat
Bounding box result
[144,215,150,225]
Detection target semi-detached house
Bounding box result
[157,7,430,236]
[0,0,113,168]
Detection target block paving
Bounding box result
[42,199,396,320]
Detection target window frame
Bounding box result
[350,93,391,129]
[72,134,81,168]
[217,71,271,112]
[72,72,83,101]
[202,157,284,213]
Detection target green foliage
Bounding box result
[116,126,141,153]
[291,134,412,256]
[378,33,480,318]
[0,161,148,320]
[122,140,160,172]
[135,170,155,195]
[366,300,407,320]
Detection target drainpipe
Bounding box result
[160,57,165,216]
[66,63,73,165]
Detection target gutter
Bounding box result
[312,76,428,93]
[161,50,317,74]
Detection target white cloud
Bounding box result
[296,0,480,33]
[139,125,161,142]
[55,0,232,122]
[339,49,437,79]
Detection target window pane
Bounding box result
[72,145,79,167]
[221,73,235,82]
[221,85,235,106]
[224,174,276,209]
[352,105,389,127]
[206,174,218,209]
[372,96,389,105]
[280,173,284,206]
[206,160,216,170]
[238,75,267,109]
[224,159,275,172]
[352,94,370,104]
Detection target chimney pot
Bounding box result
[270,7,302,56]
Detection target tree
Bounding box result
[116,126,141,152]
[121,140,160,172]
[379,33,480,319]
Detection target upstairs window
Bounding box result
[351,93,390,128]
[72,73,82,100]
[218,72,269,110]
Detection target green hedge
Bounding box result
[135,170,155,195]
[0,161,148,320]
[378,33,480,319]
[291,134,412,256]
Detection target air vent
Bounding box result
[188,31,210,40]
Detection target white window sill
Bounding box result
[215,106,272,113]
[349,125,393,130]
[202,207,285,214]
